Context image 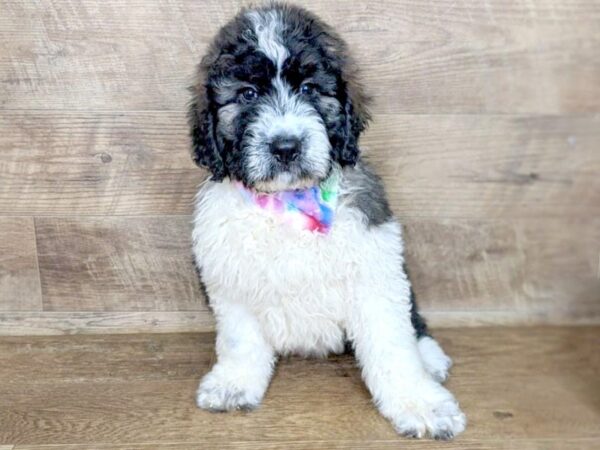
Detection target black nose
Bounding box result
[270,136,301,164]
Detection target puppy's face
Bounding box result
[189,4,370,191]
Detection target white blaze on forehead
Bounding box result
[246,9,289,70]
[242,10,331,189]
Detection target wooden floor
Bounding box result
[0,327,598,449]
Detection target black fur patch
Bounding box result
[410,287,429,338]
[193,259,212,310]
[404,263,429,338]
[341,161,393,227]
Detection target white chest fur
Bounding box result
[193,180,465,440]
[192,180,406,356]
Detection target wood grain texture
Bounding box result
[0,112,200,216]
[368,114,600,220]
[404,218,600,321]
[0,311,214,336]
[0,217,41,311]
[1,112,598,219]
[3,306,600,337]
[35,216,206,311]
[1,327,599,447]
[1,0,599,113]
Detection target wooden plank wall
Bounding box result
[0,0,598,335]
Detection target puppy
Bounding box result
[188,3,466,440]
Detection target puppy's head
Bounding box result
[189,3,370,191]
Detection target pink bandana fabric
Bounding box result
[237,176,339,234]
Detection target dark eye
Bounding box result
[239,87,258,102]
[300,83,315,95]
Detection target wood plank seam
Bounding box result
[31,217,44,311]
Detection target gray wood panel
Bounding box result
[1,0,599,113]
[20,216,597,325]
[0,112,199,216]
[1,112,597,218]
[35,216,206,311]
[0,217,41,311]
[404,218,600,322]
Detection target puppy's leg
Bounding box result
[418,335,453,383]
[348,286,466,439]
[410,292,453,383]
[197,302,275,412]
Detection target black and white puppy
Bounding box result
[189,3,466,440]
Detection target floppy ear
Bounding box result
[188,84,227,181]
[338,79,371,166]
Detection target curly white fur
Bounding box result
[192,175,466,439]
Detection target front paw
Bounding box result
[383,382,466,440]
[196,366,265,412]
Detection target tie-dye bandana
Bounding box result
[237,174,339,234]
